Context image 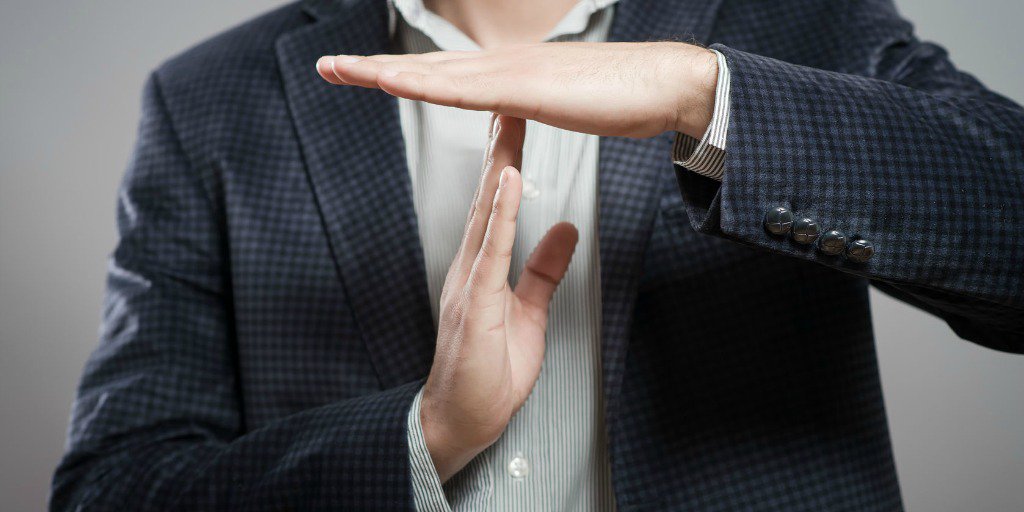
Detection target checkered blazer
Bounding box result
[51,0,1024,510]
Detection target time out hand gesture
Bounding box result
[316,42,718,139]
[419,115,578,482]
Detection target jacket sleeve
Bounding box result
[49,74,419,511]
[674,0,1024,353]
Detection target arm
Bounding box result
[50,74,421,511]
[315,3,1024,351]
[402,116,580,510]
[676,3,1024,350]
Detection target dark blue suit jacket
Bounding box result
[52,0,1024,510]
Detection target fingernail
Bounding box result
[336,55,360,64]
[498,167,509,189]
[487,113,500,138]
[498,166,514,189]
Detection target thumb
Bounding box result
[514,222,579,310]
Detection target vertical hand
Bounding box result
[420,115,579,482]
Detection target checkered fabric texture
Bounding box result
[52,0,1024,510]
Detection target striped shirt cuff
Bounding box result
[408,388,453,512]
[672,49,731,181]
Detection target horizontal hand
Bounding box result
[316,42,718,139]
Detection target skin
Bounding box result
[422,0,580,47]
[315,42,718,139]
[312,1,719,481]
[414,115,579,482]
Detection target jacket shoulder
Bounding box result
[155,2,308,92]
[143,3,312,160]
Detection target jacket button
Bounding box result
[791,218,820,244]
[818,230,846,256]
[764,207,793,236]
[847,239,874,262]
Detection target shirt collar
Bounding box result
[387,0,620,51]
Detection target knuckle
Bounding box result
[450,73,479,89]
[440,291,467,323]
[443,264,461,287]
[471,201,488,222]
[478,243,493,262]
[490,199,514,223]
[464,273,496,304]
[464,269,485,295]
[448,302,466,325]
[488,201,503,220]
[480,239,512,261]
[439,284,452,305]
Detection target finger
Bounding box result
[469,166,522,296]
[461,113,500,227]
[514,222,579,310]
[331,55,501,91]
[377,58,501,83]
[364,50,482,63]
[316,56,347,85]
[442,113,497,291]
[330,56,385,89]
[377,70,533,116]
[455,115,526,275]
[329,52,493,89]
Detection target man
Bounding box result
[51,0,1023,510]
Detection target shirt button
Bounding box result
[507,455,530,479]
[522,178,541,200]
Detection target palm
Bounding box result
[504,284,549,408]
[461,221,576,427]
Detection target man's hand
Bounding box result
[418,115,578,482]
[316,42,718,139]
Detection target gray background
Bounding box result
[1,1,1022,510]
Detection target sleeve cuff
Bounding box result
[407,388,453,512]
[672,48,731,181]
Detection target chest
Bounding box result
[399,99,603,320]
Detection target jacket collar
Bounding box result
[278,0,436,389]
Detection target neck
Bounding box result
[424,0,580,48]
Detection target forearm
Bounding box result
[53,381,422,511]
[672,43,1024,347]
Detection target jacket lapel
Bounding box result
[599,0,724,423]
[276,0,435,389]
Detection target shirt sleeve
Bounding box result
[671,49,731,181]
[408,388,454,512]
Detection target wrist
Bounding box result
[420,390,494,483]
[673,46,719,139]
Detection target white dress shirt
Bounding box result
[389,1,732,509]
